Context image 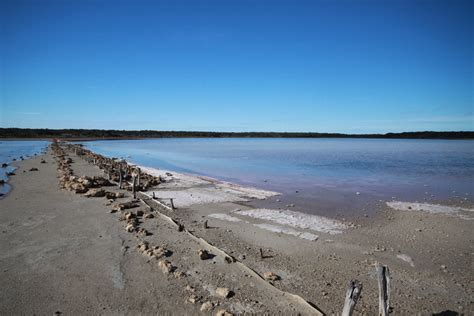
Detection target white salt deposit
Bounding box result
[386,201,474,220]
[254,223,319,241]
[140,165,279,207]
[236,209,346,234]
[208,213,243,222]
[396,254,415,267]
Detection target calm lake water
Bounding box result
[83,138,474,217]
[0,140,50,196]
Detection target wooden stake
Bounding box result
[119,169,123,189]
[376,263,390,316]
[342,279,362,316]
[204,220,208,229]
[132,175,136,199]
[169,198,175,210]
[259,248,264,259]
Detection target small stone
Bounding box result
[158,259,174,274]
[200,301,213,312]
[215,310,233,316]
[144,213,154,219]
[215,287,231,298]
[84,188,106,198]
[187,295,199,304]
[174,271,186,279]
[29,167,38,171]
[263,272,280,281]
[125,224,135,232]
[198,249,212,260]
[185,285,195,292]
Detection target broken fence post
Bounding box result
[259,248,264,259]
[119,169,123,189]
[132,175,136,199]
[169,198,175,210]
[137,168,140,187]
[342,279,362,316]
[203,220,208,229]
[376,263,390,316]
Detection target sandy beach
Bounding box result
[0,143,472,315]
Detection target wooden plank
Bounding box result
[376,263,390,316]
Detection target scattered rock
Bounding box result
[200,301,213,312]
[136,210,144,217]
[29,168,38,171]
[124,212,136,220]
[1,163,7,168]
[144,213,155,219]
[198,249,213,260]
[263,272,280,281]
[174,271,186,279]
[125,224,135,232]
[187,295,199,304]
[84,188,106,197]
[215,287,232,298]
[158,259,174,274]
[215,310,233,316]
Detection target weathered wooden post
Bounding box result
[169,198,175,210]
[259,248,264,259]
[376,263,390,316]
[132,175,136,199]
[119,169,123,189]
[342,280,362,316]
[152,192,156,199]
[137,168,140,187]
[203,220,208,229]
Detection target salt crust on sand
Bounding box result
[235,209,346,234]
[208,213,243,222]
[139,166,279,207]
[386,201,474,220]
[254,223,319,241]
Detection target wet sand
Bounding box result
[0,144,472,315]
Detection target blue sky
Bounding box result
[1,0,472,133]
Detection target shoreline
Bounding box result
[0,142,472,314]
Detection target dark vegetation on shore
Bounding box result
[1,128,473,140]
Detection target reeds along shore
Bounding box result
[52,140,161,195]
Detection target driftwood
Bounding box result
[342,279,362,316]
[376,263,391,316]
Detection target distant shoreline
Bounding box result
[1,128,473,140]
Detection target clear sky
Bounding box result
[1,0,472,133]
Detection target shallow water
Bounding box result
[81,138,474,216]
[0,140,50,195]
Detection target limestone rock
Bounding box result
[200,301,213,312]
[263,272,280,281]
[158,259,174,274]
[215,287,231,298]
[198,249,212,260]
[215,310,233,316]
[84,188,106,197]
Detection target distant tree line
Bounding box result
[0,128,473,139]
